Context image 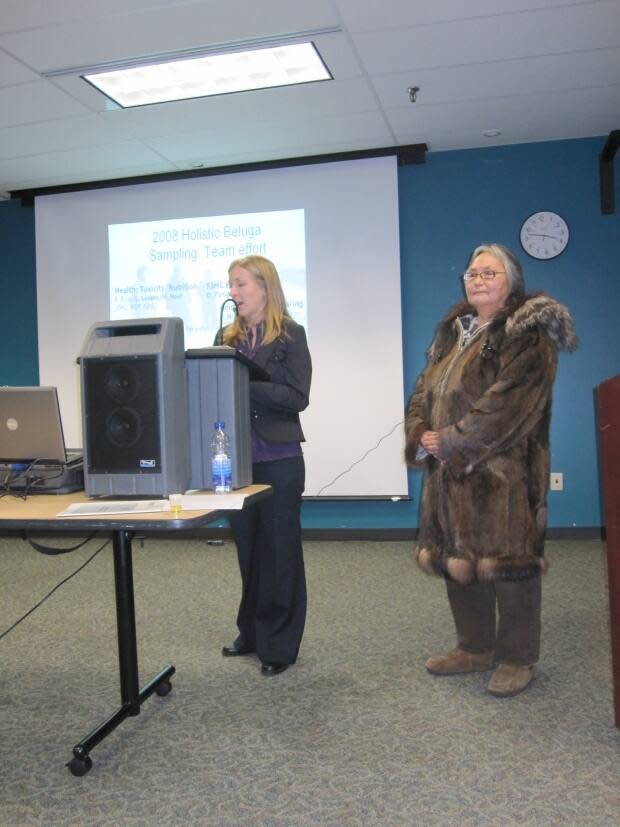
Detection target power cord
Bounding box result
[315,418,405,496]
[25,533,96,556]
[0,535,110,643]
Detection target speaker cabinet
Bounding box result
[79,318,189,497]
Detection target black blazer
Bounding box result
[245,318,312,444]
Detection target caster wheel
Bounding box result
[156,680,172,697]
[68,755,93,776]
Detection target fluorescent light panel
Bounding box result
[83,42,331,107]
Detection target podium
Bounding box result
[186,346,268,490]
[597,373,620,727]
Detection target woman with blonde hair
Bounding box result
[220,255,312,676]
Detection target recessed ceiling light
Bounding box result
[82,42,332,108]
[483,129,502,138]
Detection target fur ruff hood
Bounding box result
[428,292,578,364]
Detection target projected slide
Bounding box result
[36,156,408,496]
[109,208,307,348]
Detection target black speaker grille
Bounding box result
[84,356,161,474]
[103,363,140,404]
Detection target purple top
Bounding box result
[237,324,302,464]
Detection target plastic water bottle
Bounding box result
[211,421,232,493]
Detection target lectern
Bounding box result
[186,346,268,490]
[597,373,620,727]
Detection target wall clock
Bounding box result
[520,211,569,260]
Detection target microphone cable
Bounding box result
[314,418,405,496]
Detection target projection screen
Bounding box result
[35,155,407,497]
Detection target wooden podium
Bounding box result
[597,373,620,727]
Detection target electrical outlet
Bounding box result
[550,472,563,491]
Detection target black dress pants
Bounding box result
[229,455,306,664]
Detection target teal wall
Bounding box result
[306,136,619,530]
[397,137,619,531]
[1,136,618,528]
[0,199,38,384]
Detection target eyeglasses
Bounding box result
[462,269,505,282]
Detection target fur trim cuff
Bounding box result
[416,548,476,584]
[477,556,549,581]
[416,547,549,582]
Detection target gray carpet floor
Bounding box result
[0,536,618,826]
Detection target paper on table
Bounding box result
[56,500,170,517]
[176,490,247,510]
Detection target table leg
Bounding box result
[68,530,175,776]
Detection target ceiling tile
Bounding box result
[0,81,89,128]
[372,48,620,109]
[0,1,339,73]
[0,48,41,86]
[0,0,617,192]
[334,0,592,31]
[351,2,620,75]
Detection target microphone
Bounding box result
[217,298,238,345]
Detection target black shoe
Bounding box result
[261,662,289,676]
[221,642,255,657]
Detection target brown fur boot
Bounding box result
[425,648,495,675]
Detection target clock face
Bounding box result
[520,211,569,260]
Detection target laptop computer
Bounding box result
[0,386,82,465]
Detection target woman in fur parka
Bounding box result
[405,243,577,697]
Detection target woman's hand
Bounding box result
[420,430,441,457]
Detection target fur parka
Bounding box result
[405,292,577,584]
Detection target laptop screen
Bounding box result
[0,387,67,463]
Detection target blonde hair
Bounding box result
[223,255,291,346]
